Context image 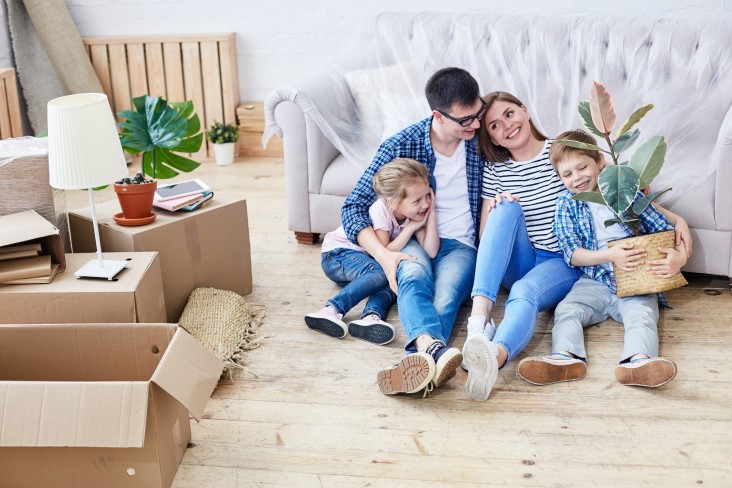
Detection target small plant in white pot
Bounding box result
[206,121,239,166]
[556,81,687,297]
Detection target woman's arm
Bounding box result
[652,203,692,257]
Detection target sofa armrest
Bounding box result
[715,105,732,231]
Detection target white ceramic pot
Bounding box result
[212,142,235,166]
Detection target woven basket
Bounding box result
[179,287,265,375]
[608,230,688,298]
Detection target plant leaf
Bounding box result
[158,148,200,173]
[613,128,640,155]
[174,132,204,153]
[578,101,605,138]
[615,104,654,139]
[628,136,667,189]
[598,165,639,215]
[554,139,608,154]
[631,188,672,216]
[151,148,180,179]
[571,191,607,206]
[589,81,617,134]
[603,218,622,228]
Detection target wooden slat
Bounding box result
[126,43,148,99]
[0,68,22,139]
[89,45,114,114]
[108,44,132,113]
[145,43,167,99]
[200,40,224,157]
[218,34,239,127]
[83,33,234,45]
[181,41,207,159]
[162,42,185,102]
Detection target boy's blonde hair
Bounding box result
[550,129,603,169]
[373,158,429,207]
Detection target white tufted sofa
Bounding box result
[265,13,732,280]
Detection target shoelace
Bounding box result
[421,382,434,398]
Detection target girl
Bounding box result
[305,157,439,345]
[462,92,692,401]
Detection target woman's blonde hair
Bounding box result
[372,158,430,207]
[477,91,547,163]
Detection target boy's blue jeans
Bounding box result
[471,201,581,364]
[396,238,477,352]
[553,277,660,362]
[321,248,395,319]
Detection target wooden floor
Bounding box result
[67,156,732,487]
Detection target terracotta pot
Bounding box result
[114,180,157,219]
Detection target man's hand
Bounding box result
[375,249,415,294]
[607,241,646,272]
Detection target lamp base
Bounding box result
[74,259,128,280]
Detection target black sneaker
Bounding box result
[304,311,347,338]
[425,340,462,387]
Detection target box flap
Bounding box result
[0,210,59,247]
[151,328,223,420]
[0,381,149,448]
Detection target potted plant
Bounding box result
[206,121,239,166]
[556,81,687,297]
[114,95,203,225]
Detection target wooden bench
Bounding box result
[82,33,239,157]
[0,68,23,139]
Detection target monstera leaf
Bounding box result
[118,95,203,179]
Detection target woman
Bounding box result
[462,92,691,401]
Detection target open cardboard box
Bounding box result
[0,323,223,488]
[0,209,66,279]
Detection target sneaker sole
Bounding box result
[348,322,395,345]
[304,316,346,338]
[463,336,498,401]
[615,358,677,387]
[377,353,434,395]
[518,357,587,385]
[433,350,462,387]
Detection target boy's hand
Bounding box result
[608,241,646,272]
[647,243,688,277]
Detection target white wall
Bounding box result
[3,0,732,102]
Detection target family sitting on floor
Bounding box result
[304,67,691,401]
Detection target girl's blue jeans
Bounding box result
[321,248,395,319]
[396,238,477,352]
[471,200,581,363]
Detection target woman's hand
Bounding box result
[672,218,693,258]
[487,192,520,212]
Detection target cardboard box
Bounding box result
[0,209,66,276]
[0,322,224,488]
[0,251,166,324]
[69,197,252,322]
[236,102,284,157]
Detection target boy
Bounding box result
[518,129,687,388]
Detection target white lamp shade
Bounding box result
[48,93,128,190]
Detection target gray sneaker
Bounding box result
[518,354,587,385]
[615,356,677,387]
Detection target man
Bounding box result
[341,67,485,395]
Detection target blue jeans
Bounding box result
[321,248,395,319]
[397,238,477,352]
[472,201,581,363]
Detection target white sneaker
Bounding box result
[304,307,347,338]
[348,315,395,345]
[463,334,499,401]
[461,318,496,370]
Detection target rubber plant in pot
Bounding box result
[556,81,687,297]
[113,95,203,225]
[206,120,239,166]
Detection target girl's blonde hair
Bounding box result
[477,91,548,163]
[373,158,429,208]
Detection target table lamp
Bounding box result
[48,93,129,280]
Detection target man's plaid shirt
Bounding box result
[554,189,674,305]
[341,117,483,247]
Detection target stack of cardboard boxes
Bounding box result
[0,139,254,487]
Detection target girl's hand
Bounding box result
[405,214,429,232]
[607,241,646,272]
[647,244,688,277]
[487,192,520,211]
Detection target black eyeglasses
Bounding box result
[437,100,487,127]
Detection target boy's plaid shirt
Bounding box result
[341,117,483,246]
[554,189,674,305]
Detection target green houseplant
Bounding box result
[556,81,686,296]
[206,121,239,166]
[113,95,203,224]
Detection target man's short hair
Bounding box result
[425,67,480,112]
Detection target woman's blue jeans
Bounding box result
[321,248,395,319]
[396,238,477,352]
[471,201,581,363]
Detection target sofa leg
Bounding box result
[294,232,320,245]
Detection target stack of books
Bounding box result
[0,242,61,285]
[153,190,214,212]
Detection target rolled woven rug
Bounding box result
[179,287,265,376]
[609,230,688,298]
